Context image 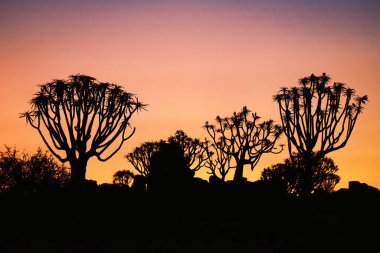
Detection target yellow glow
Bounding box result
[0,1,379,189]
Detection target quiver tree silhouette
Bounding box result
[20,75,145,186]
[125,141,162,177]
[126,130,206,177]
[113,169,134,186]
[0,147,69,193]
[274,73,367,195]
[204,106,283,182]
[167,130,207,172]
[261,153,340,196]
[204,140,233,181]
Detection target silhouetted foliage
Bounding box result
[168,130,207,172]
[204,106,283,182]
[20,74,145,185]
[113,169,134,186]
[204,140,232,181]
[126,130,206,177]
[274,73,367,196]
[0,147,69,193]
[261,153,340,196]
[125,141,163,177]
[147,142,194,192]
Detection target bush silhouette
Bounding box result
[0,147,69,193]
[113,169,135,186]
[261,152,340,196]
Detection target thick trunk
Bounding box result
[233,163,244,182]
[69,159,88,186]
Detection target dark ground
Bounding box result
[0,182,379,253]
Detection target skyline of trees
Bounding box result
[12,72,368,192]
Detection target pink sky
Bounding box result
[0,1,379,188]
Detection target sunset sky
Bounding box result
[0,0,379,189]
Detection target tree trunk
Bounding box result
[69,159,88,186]
[300,153,314,198]
[233,162,244,182]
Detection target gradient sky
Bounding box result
[1,0,379,188]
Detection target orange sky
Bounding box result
[0,0,379,189]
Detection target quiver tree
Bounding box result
[261,153,340,196]
[204,106,283,182]
[168,130,207,172]
[126,130,207,176]
[125,141,162,177]
[204,140,233,182]
[21,75,145,185]
[274,73,367,195]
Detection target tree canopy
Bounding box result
[126,130,207,177]
[113,169,135,186]
[274,73,367,159]
[204,106,283,182]
[21,74,145,184]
